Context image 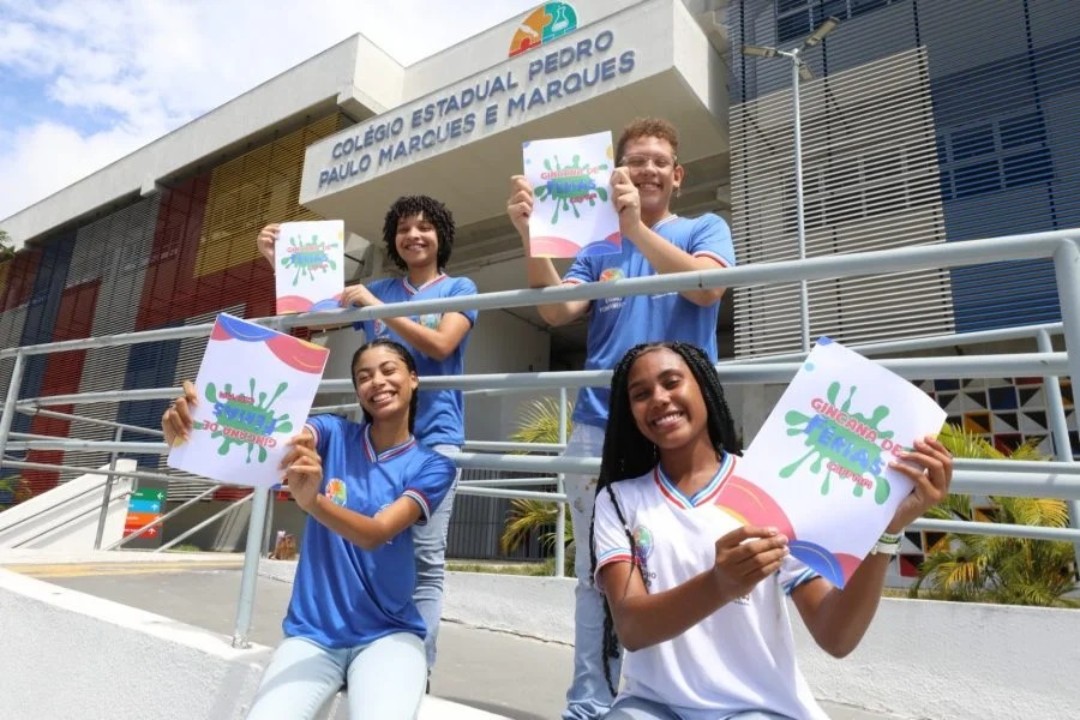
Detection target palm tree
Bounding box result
[910,423,1078,607]
[500,397,575,561]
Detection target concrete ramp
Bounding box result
[0,459,136,550]
[0,565,508,719]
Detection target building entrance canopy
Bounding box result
[300,0,730,243]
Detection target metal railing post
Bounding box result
[1050,240,1080,569]
[93,426,124,550]
[231,487,271,648]
[554,387,567,578]
[262,489,277,557]
[1053,238,1080,400]
[0,350,27,462]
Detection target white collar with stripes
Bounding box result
[402,273,448,295]
[362,424,417,463]
[652,452,735,510]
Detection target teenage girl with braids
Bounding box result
[257,196,477,674]
[591,342,952,720]
[162,339,455,719]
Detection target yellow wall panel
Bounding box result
[194,114,346,278]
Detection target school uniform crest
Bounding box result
[632,525,654,563]
[418,313,442,329]
[325,478,348,506]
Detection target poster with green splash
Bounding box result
[715,337,946,588]
[167,313,329,488]
[523,130,621,259]
[275,220,345,314]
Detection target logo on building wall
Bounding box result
[509,2,578,57]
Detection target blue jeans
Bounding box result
[563,423,619,720]
[606,696,795,720]
[413,444,461,671]
[245,633,426,720]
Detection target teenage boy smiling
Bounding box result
[506,117,736,720]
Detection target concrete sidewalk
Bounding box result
[3,550,897,719]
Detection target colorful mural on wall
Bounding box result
[0,113,345,500]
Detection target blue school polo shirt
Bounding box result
[282,414,456,649]
[563,214,736,429]
[355,274,478,447]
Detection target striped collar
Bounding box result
[362,424,417,463]
[402,273,448,295]
[652,453,735,509]
[651,214,680,232]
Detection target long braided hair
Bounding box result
[589,341,741,695]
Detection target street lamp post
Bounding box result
[743,17,839,354]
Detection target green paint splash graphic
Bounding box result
[780,382,896,504]
[281,235,340,286]
[534,154,610,223]
[195,379,294,463]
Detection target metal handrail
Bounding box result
[11,490,133,549]
[732,322,1065,363]
[7,352,1073,409]
[0,228,1077,362]
[0,478,129,538]
[154,494,254,553]
[464,441,566,453]
[459,477,558,487]
[8,447,1080,502]
[1,228,1079,648]
[18,406,165,437]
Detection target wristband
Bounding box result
[870,530,903,556]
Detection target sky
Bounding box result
[0,0,539,222]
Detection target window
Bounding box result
[937,112,1053,201]
[776,0,901,44]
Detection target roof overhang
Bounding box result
[300,0,730,241]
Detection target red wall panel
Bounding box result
[24,280,101,493]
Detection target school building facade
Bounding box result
[1,0,1078,567]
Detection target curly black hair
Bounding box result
[589,341,741,695]
[350,338,420,434]
[381,195,456,272]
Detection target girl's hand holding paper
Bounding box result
[161,379,198,446]
[885,435,953,533]
[165,313,329,489]
[281,431,322,512]
[714,337,948,588]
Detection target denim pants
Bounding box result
[245,633,426,720]
[413,444,461,670]
[563,423,620,720]
[606,696,795,720]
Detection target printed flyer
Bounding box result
[274,220,345,314]
[167,313,329,488]
[523,130,621,258]
[715,337,946,587]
